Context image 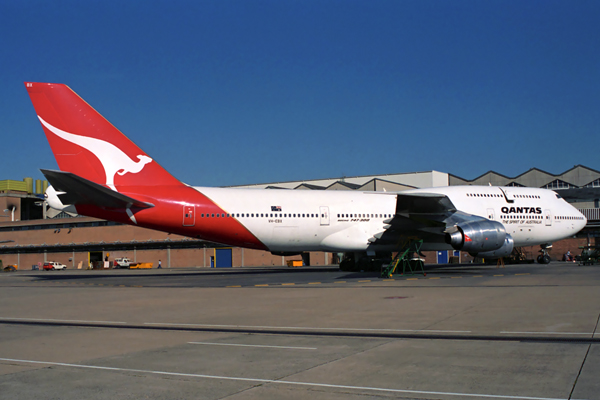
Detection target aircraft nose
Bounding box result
[577,209,587,229]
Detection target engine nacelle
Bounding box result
[474,234,514,258]
[45,185,77,214]
[445,220,507,254]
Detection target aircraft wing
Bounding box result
[368,192,488,246]
[41,169,154,210]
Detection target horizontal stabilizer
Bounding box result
[41,169,154,209]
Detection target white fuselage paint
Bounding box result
[196,186,586,253]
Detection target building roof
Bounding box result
[450,165,600,189]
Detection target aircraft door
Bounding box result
[183,205,195,226]
[320,206,330,226]
[487,208,495,220]
[544,209,552,226]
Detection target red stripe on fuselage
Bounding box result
[76,185,268,250]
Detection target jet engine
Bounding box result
[476,235,514,258]
[45,185,77,214]
[445,220,507,255]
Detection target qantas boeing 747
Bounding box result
[25,82,587,267]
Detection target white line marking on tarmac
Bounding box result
[501,331,593,336]
[188,342,316,350]
[0,317,126,324]
[144,322,471,334]
[0,357,577,400]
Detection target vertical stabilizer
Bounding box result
[24,82,181,191]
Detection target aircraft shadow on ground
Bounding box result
[33,266,342,281]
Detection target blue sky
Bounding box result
[1,0,599,187]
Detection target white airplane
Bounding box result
[25,82,587,268]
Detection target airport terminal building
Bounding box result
[1,165,598,270]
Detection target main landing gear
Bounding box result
[339,252,392,272]
[537,244,552,264]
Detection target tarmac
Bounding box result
[0,261,599,399]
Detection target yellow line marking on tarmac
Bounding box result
[515,273,530,276]
[358,280,371,283]
[428,277,440,280]
[451,277,463,279]
[227,285,242,288]
[308,282,321,285]
[255,284,269,287]
[281,283,295,286]
[334,281,346,283]
[407,278,419,280]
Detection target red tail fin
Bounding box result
[25,82,181,191]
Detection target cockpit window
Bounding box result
[555,194,562,199]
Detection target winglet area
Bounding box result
[395,192,457,214]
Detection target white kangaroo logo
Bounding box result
[38,116,153,192]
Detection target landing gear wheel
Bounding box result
[542,254,551,264]
[537,255,543,264]
[339,258,356,272]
